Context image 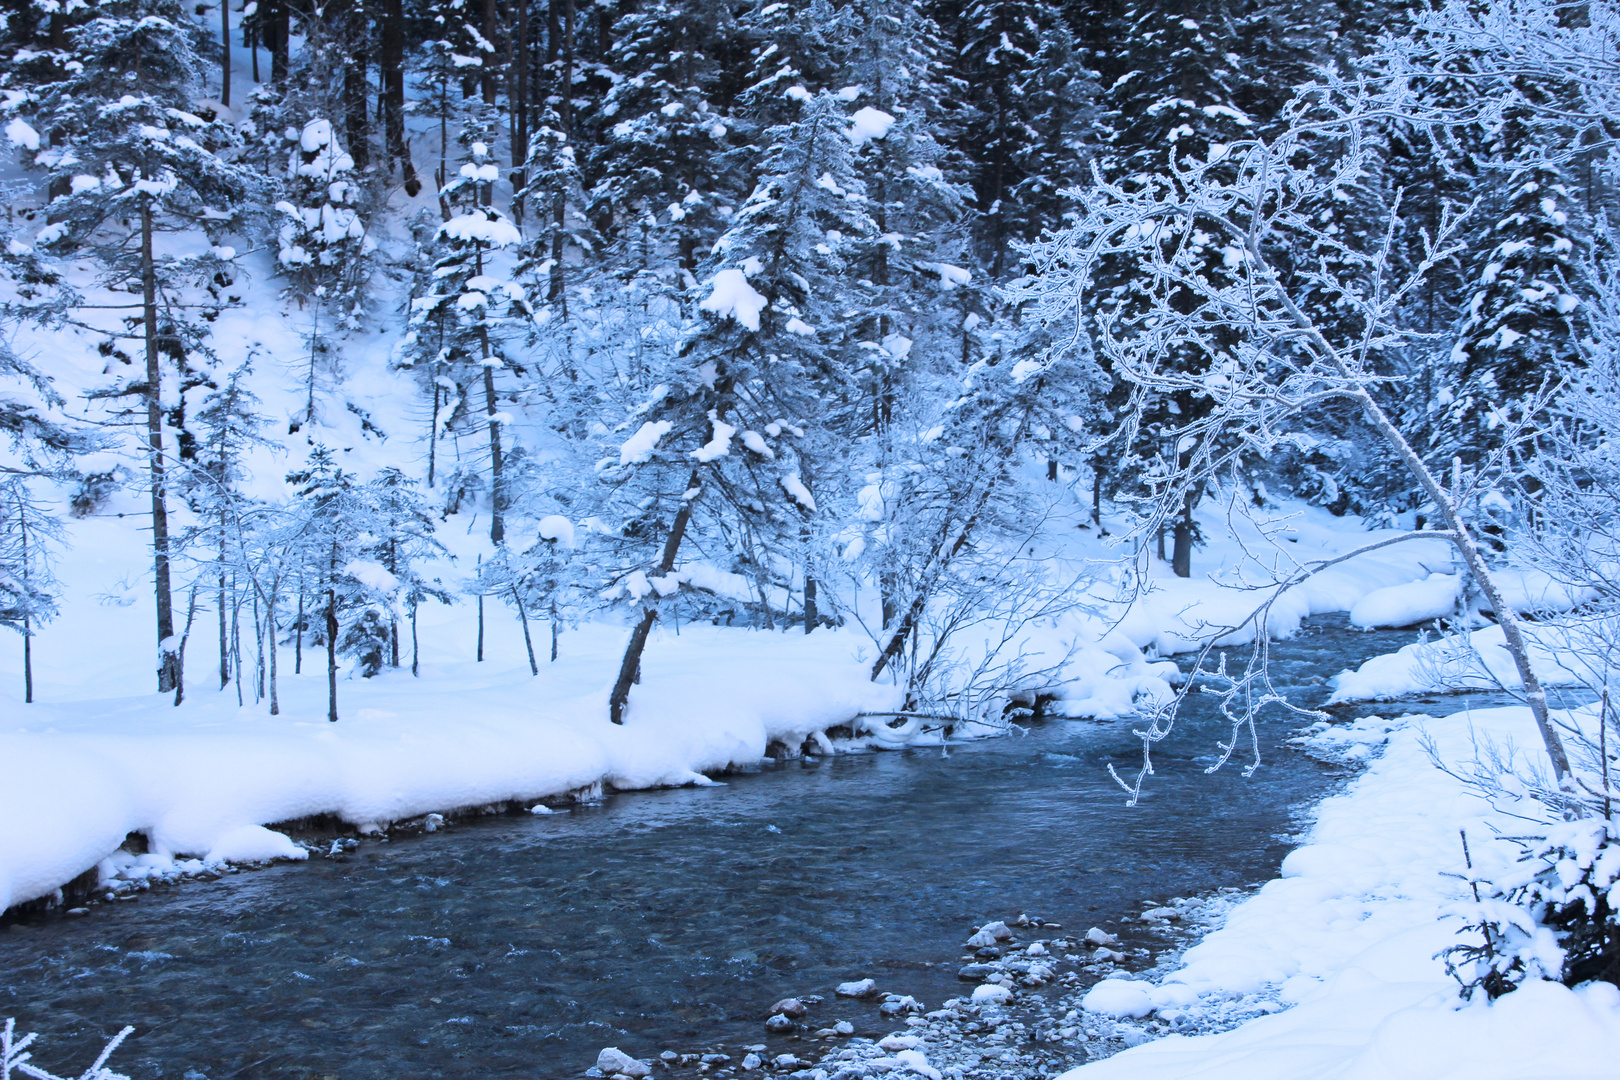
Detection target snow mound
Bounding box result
[1349,573,1458,629]
[204,824,308,865]
[1082,979,1154,1018]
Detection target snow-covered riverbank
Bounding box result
[1061,701,1620,1080]
[2,503,1450,915]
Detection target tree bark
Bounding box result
[515,586,537,674]
[482,0,499,104]
[344,0,370,168]
[268,593,280,715]
[143,202,178,694]
[220,0,231,107]
[1171,488,1195,578]
[481,333,505,544]
[609,470,700,724]
[270,0,289,82]
[326,575,339,722]
[381,0,417,191]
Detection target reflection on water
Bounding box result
[0,617,1526,1080]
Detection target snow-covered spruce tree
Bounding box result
[272,117,373,425]
[1442,113,1587,472]
[285,445,387,721]
[1083,0,1273,578]
[8,0,259,693]
[413,0,496,207]
[516,108,595,321]
[177,364,266,695]
[366,466,448,674]
[0,477,64,703]
[592,0,738,271]
[403,137,530,543]
[1016,72,1578,800]
[602,89,876,724]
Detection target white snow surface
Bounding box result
[699,267,768,331]
[1060,703,1620,1080]
[0,625,902,912]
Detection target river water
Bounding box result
[0,617,1551,1080]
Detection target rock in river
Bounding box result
[596,1048,651,1078]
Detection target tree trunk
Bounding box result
[270,0,289,82]
[268,593,280,715]
[515,586,537,674]
[549,599,558,662]
[22,615,32,704]
[381,0,417,192]
[295,572,304,674]
[482,0,499,104]
[218,508,229,689]
[1171,489,1195,579]
[509,0,530,215]
[143,202,178,694]
[482,333,505,545]
[560,0,575,138]
[173,585,197,707]
[344,2,370,168]
[609,470,700,724]
[326,579,339,723]
[411,599,420,676]
[220,0,231,107]
[476,558,485,661]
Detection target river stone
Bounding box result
[833,1020,855,1035]
[741,1053,763,1070]
[836,978,878,998]
[595,1049,650,1078]
[765,1014,796,1033]
[971,983,1013,1004]
[1140,906,1180,921]
[770,997,808,1018]
[1084,927,1118,946]
[974,946,1003,960]
[957,962,997,981]
[979,920,1014,940]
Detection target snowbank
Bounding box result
[0,627,902,913]
[1059,704,1620,1080]
[1330,622,1588,702]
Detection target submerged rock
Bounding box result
[765,1013,796,1033]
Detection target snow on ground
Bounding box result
[1060,703,1620,1080]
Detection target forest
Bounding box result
[0,2,1618,1077]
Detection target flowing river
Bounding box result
[0,616,1561,1080]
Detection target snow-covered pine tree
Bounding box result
[592,0,737,272]
[274,117,372,425]
[950,0,1044,278]
[403,136,530,543]
[1092,0,1265,576]
[365,466,448,674]
[515,108,595,321]
[179,364,266,694]
[286,445,388,720]
[0,477,64,703]
[1445,112,1587,474]
[414,0,497,207]
[603,89,877,723]
[8,0,260,691]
